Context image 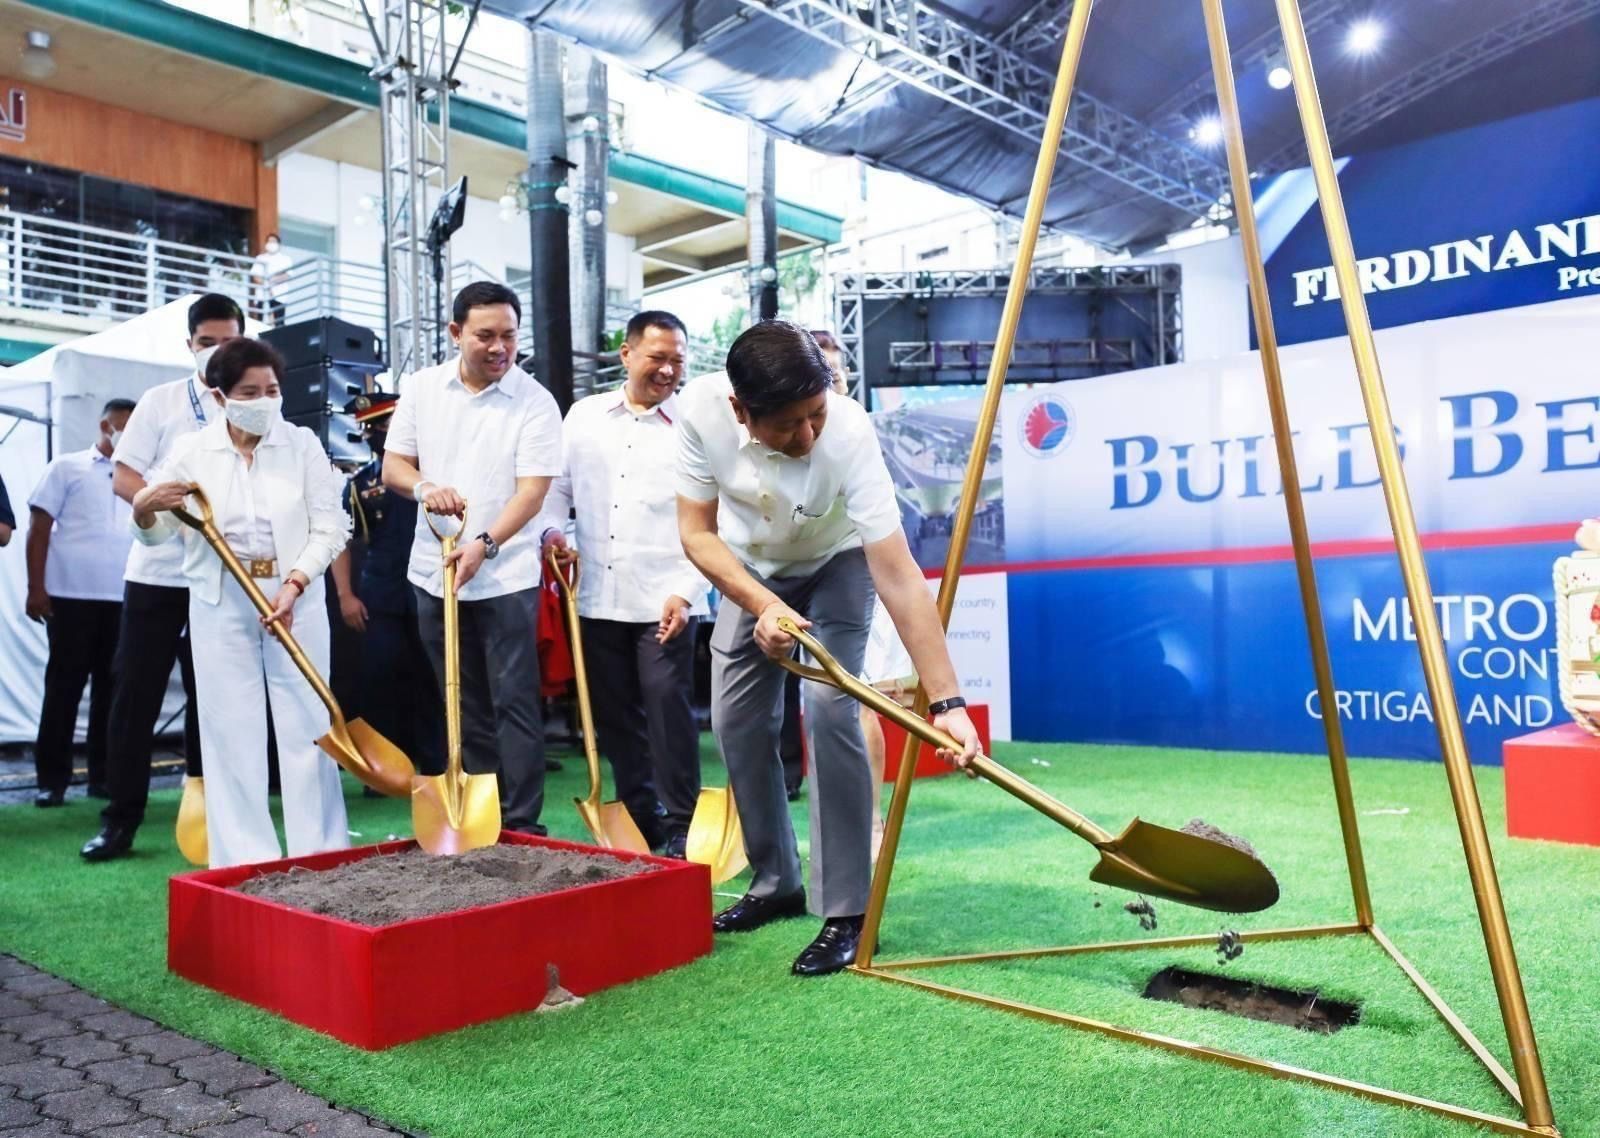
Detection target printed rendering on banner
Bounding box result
[1257,95,1600,347]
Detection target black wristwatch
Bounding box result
[476,532,500,560]
[927,696,967,716]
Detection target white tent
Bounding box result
[0,297,264,745]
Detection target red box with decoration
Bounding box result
[878,702,992,781]
[1503,722,1600,847]
[167,833,712,1049]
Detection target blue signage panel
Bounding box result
[1257,96,1600,347]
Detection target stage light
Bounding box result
[1191,116,1224,147]
[758,265,778,283]
[1267,64,1292,90]
[20,30,55,80]
[1346,17,1383,55]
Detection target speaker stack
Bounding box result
[262,317,384,465]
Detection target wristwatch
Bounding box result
[476,532,500,560]
[927,696,967,716]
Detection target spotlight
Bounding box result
[1346,17,1382,55]
[1267,65,1292,90]
[1190,116,1224,147]
[757,265,778,284]
[20,30,55,81]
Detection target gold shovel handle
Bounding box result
[546,548,604,807]
[171,486,349,734]
[773,616,1113,846]
[425,502,469,789]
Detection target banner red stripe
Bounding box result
[924,523,1576,578]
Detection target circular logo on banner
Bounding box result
[1019,395,1074,458]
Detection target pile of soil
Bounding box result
[237,845,658,926]
[1181,818,1262,859]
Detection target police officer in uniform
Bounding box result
[336,393,443,775]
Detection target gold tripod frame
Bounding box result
[851,2,1560,1134]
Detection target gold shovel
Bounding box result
[411,505,501,855]
[175,776,207,866]
[546,548,651,852]
[171,486,415,798]
[775,618,1280,914]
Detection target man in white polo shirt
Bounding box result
[677,320,980,977]
[25,397,137,806]
[82,292,244,862]
[540,309,709,856]
[384,281,563,834]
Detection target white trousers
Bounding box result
[188,574,349,868]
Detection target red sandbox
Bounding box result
[167,832,712,1049]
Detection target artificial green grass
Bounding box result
[2,740,1598,1137]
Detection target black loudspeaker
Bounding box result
[263,317,382,370]
[287,408,369,467]
[280,360,383,418]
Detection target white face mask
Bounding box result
[108,428,123,450]
[224,395,282,437]
[193,344,220,381]
[265,240,281,254]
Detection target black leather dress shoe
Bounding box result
[712,889,807,933]
[660,832,688,860]
[34,789,65,808]
[792,916,866,977]
[80,825,135,862]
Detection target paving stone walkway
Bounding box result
[0,956,415,1137]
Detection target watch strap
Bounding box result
[927,696,967,716]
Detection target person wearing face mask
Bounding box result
[249,233,293,327]
[537,310,709,857]
[82,292,244,861]
[129,338,352,868]
[383,281,562,836]
[24,398,139,806]
[676,320,981,977]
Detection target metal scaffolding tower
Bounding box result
[363,0,466,380]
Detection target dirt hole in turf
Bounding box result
[1142,966,1361,1034]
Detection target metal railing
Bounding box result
[0,210,723,387]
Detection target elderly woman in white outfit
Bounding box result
[130,338,352,868]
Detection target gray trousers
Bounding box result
[580,616,701,840]
[711,547,874,918]
[415,585,546,831]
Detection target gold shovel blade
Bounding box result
[412,772,502,855]
[1089,818,1280,914]
[685,786,748,885]
[317,720,416,798]
[575,798,652,853]
[175,776,208,867]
